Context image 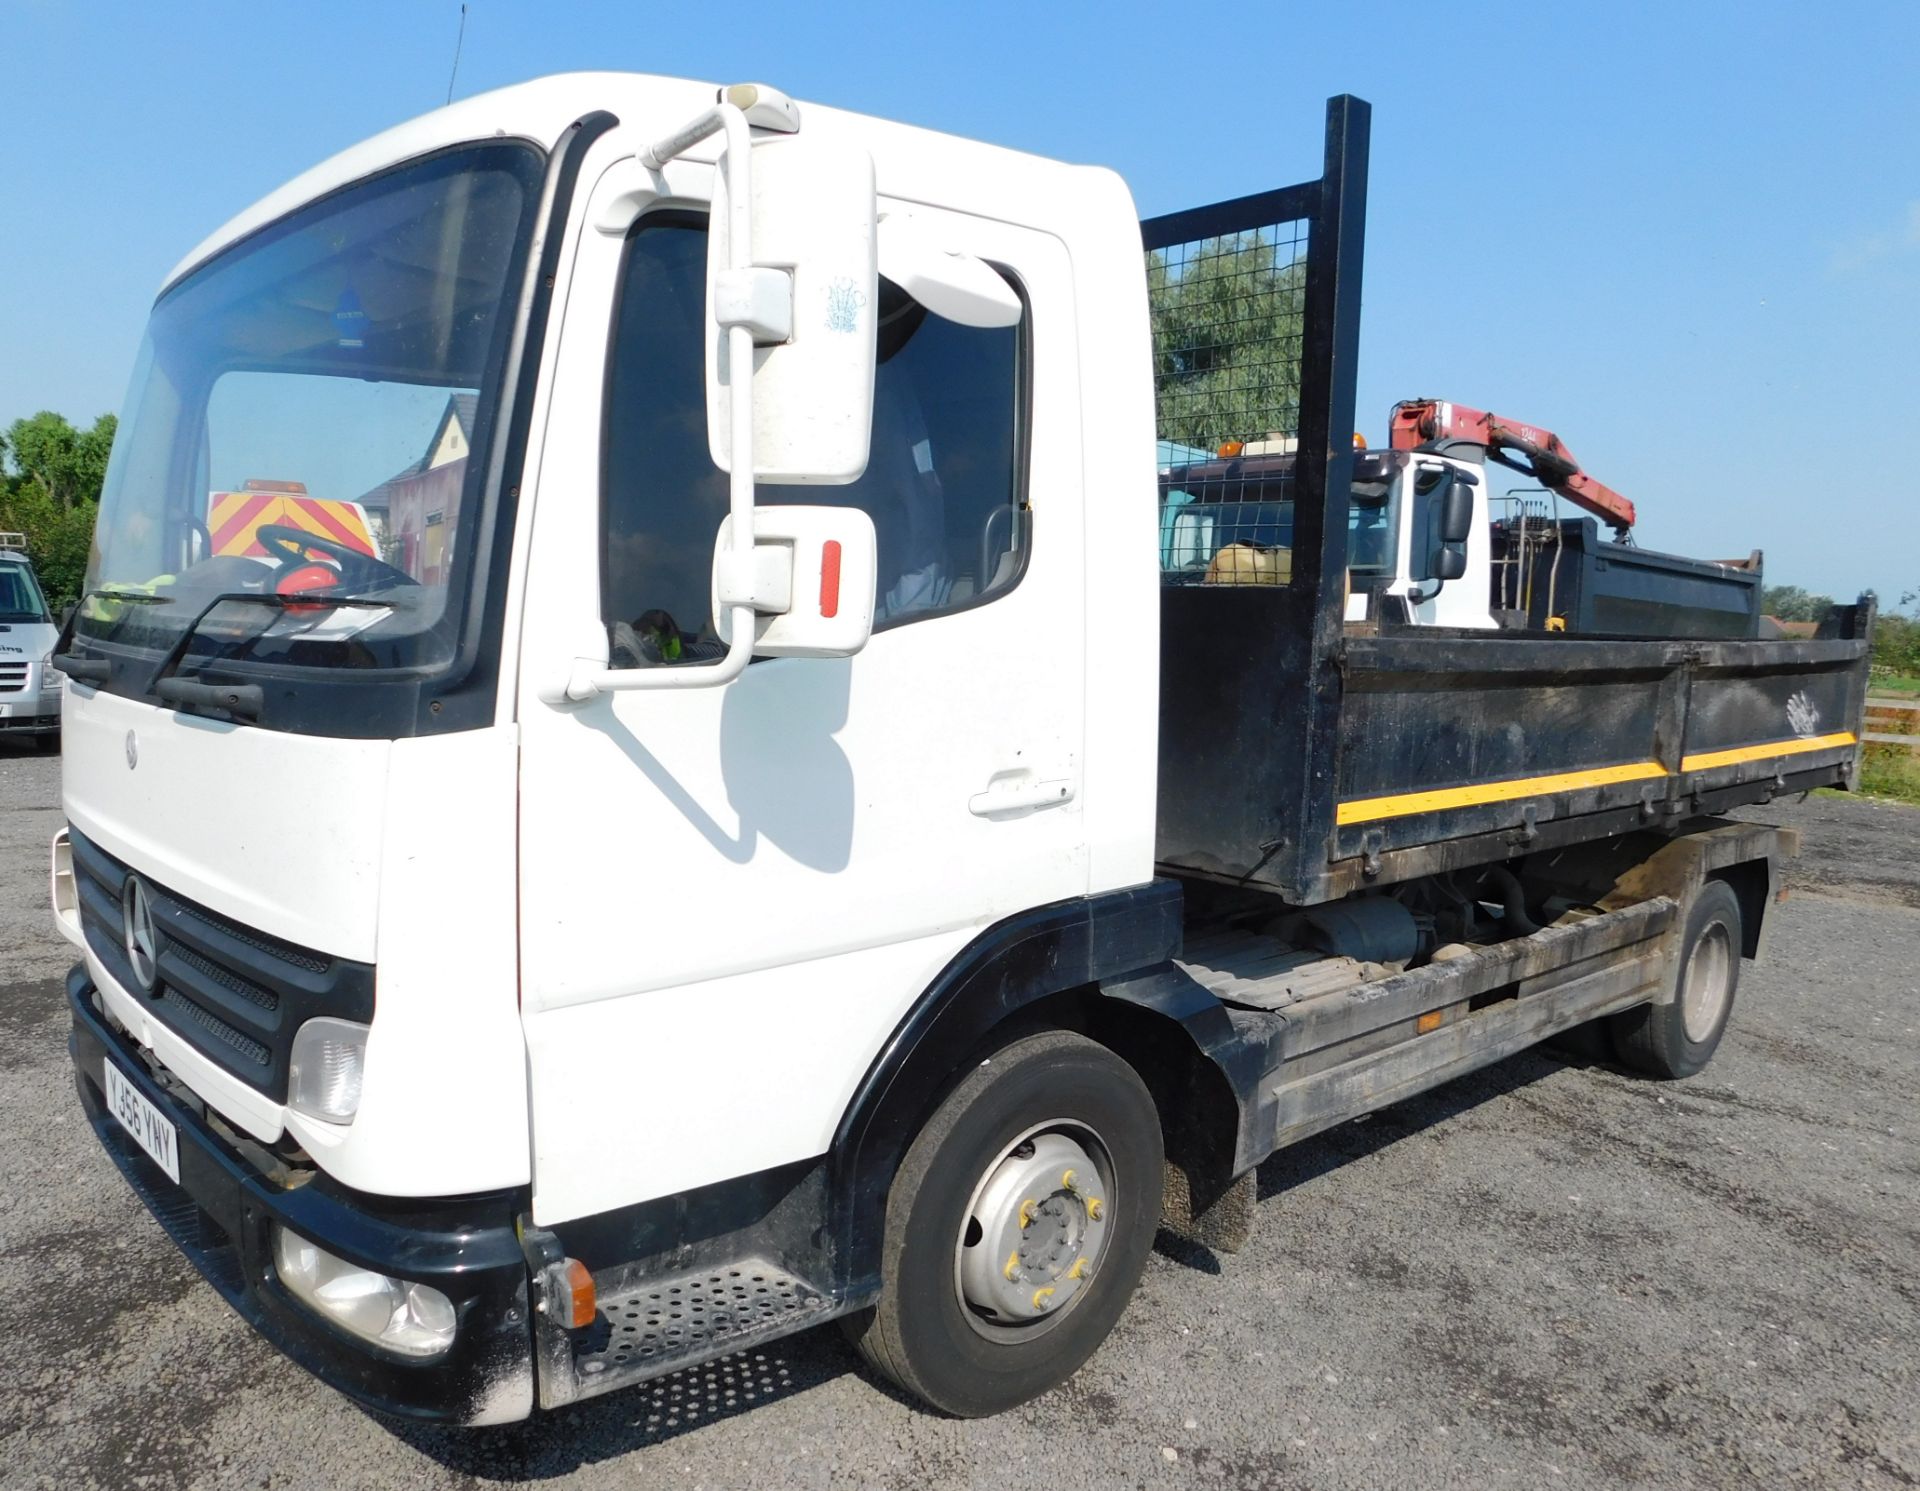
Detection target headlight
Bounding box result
[40,668,61,693]
[273,1226,456,1357]
[288,1017,369,1124]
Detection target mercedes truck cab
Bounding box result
[52,72,1156,1424]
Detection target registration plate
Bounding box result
[104,1059,180,1184]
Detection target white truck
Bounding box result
[1161,407,1765,637]
[53,76,1870,1425]
[0,535,63,751]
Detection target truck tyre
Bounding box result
[1611,878,1742,1079]
[843,1029,1163,1416]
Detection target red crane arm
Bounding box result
[1387,399,1636,533]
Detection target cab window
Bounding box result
[600,216,1027,667]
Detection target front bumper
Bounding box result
[67,965,537,1424]
[0,704,59,734]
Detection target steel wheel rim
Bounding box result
[1681,921,1733,1043]
[953,1119,1115,1343]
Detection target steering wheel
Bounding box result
[255,524,417,594]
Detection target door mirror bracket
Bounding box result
[563,84,880,700]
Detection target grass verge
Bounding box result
[1858,744,1920,804]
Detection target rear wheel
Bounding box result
[844,1030,1163,1416]
[1612,878,1742,1079]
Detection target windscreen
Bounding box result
[0,562,51,623]
[80,142,544,683]
[1159,463,1396,584]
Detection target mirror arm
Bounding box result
[565,606,756,698]
[640,108,728,171]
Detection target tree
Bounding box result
[1760,584,1835,623]
[1872,612,1920,680]
[1,411,116,607]
[5,411,116,512]
[1149,233,1307,450]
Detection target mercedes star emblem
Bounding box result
[122,876,159,992]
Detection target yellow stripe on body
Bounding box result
[1680,732,1857,772]
[1336,732,1859,827]
[1336,761,1668,826]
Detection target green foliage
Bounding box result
[1858,744,1920,804]
[1863,596,1920,802]
[0,483,98,611]
[1760,584,1834,623]
[0,411,115,608]
[5,410,115,511]
[1871,612,1920,681]
[1149,234,1306,450]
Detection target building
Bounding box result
[356,394,476,587]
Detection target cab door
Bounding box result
[513,147,1089,1225]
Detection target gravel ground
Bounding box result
[0,746,1915,1491]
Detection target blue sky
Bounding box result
[3,0,1915,605]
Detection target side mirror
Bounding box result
[1439,481,1475,544]
[712,506,877,658]
[567,86,878,702]
[876,214,1022,329]
[1433,544,1468,581]
[706,134,878,485]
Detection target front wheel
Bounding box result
[33,730,59,755]
[844,1030,1164,1416]
[1611,878,1743,1079]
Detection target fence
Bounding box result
[1864,695,1919,752]
[1142,93,1368,610]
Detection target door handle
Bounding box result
[968,777,1076,817]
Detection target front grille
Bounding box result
[69,827,374,1101]
[171,942,280,1013]
[160,987,274,1067]
[0,663,25,693]
[177,900,331,974]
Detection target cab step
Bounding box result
[536,1254,834,1408]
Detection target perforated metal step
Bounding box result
[570,1258,830,1398]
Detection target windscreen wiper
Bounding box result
[146,591,392,721]
[50,588,177,682]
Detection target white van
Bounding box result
[0,536,60,752]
